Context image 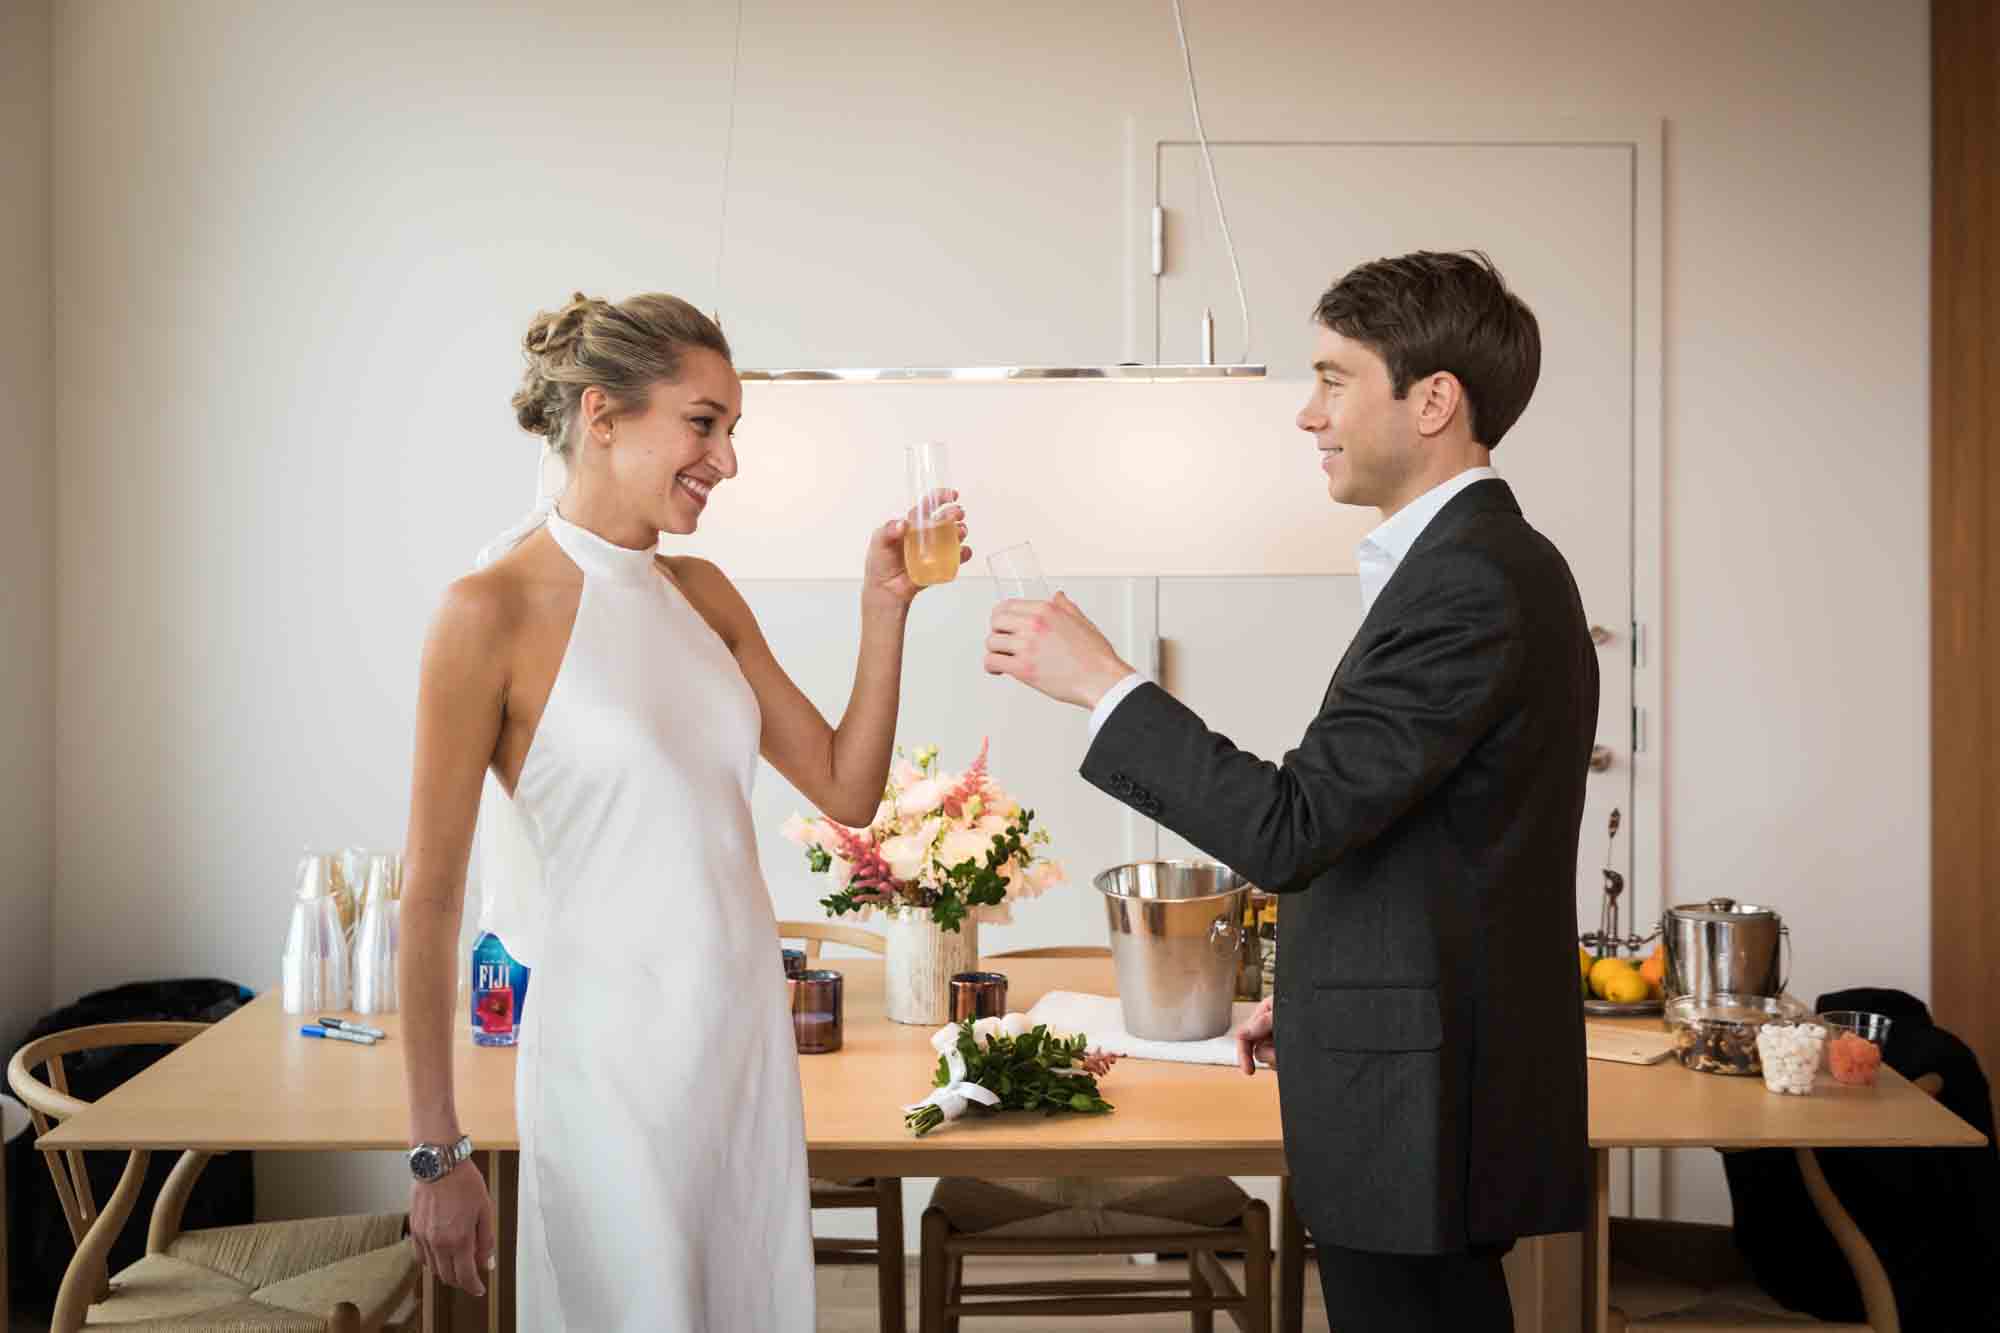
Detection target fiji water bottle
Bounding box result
[470,929,531,1047]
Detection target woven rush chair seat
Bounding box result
[929,1175,1254,1240]
[1609,1210,1883,1332]
[8,1022,419,1333]
[79,1213,416,1330]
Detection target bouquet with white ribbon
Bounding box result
[904,1013,1119,1137]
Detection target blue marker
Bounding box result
[301,1024,377,1046]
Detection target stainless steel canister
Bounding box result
[1094,860,1252,1041]
[1661,897,1789,1000]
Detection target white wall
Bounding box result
[1,0,54,1058]
[44,0,1930,1228]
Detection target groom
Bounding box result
[985,251,1595,1332]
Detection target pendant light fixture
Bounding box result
[727,0,1264,384]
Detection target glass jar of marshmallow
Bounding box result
[1755,1020,1828,1096]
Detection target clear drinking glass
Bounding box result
[352,852,401,1014]
[986,540,1050,601]
[902,442,960,586]
[281,852,350,1014]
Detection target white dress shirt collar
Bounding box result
[1355,466,1499,616]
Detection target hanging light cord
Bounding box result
[1171,0,1251,363]
[712,0,745,322]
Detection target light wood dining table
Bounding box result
[35,957,1986,1332]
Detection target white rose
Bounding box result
[998,1012,1031,1039]
[781,813,815,845]
[971,1016,1005,1045]
[879,833,928,883]
[937,828,992,872]
[1027,860,1066,893]
[829,855,854,890]
[975,814,1011,840]
[930,1024,962,1055]
[898,778,948,817]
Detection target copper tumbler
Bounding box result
[789,969,843,1054]
[948,972,1009,1022]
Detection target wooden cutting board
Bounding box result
[1584,1023,1677,1065]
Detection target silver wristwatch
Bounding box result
[408,1134,473,1183]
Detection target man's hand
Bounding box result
[984,592,1135,709]
[1235,996,1276,1075]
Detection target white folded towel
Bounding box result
[1026,991,1260,1067]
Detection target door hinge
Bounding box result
[1633,705,1647,754]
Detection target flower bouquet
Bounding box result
[782,741,1066,1023]
[904,1014,1119,1137]
[783,739,1063,932]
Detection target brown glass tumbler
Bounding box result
[948,972,1009,1022]
[790,969,844,1054]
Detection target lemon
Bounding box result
[1588,957,1637,1000]
[1602,969,1651,1005]
[1579,948,1594,982]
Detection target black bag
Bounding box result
[6,978,256,1310]
[1721,988,2000,1327]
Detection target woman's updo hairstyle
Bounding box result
[510,292,733,456]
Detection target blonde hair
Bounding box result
[510,292,733,457]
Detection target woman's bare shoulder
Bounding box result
[428,534,576,665]
[660,554,754,648]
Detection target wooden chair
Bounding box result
[778,921,905,1333]
[6,1021,418,1332]
[1606,1144,1905,1332]
[917,945,1273,1332]
[782,918,888,961]
[984,946,1113,959]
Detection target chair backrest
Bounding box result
[989,946,1112,959]
[6,1022,208,1252]
[778,920,885,960]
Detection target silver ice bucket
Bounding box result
[1094,860,1251,1041]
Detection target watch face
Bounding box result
[410,1146,443,1181]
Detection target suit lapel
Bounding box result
[1318,479,1524,711]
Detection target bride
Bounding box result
[395,291,968,1329]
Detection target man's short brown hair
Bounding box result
[1313,251,1540,448]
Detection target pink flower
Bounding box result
[1080,1049,1120,1079]
[898,778,948,817]
[939,738,991,817]
[781,813,816,846]
[1027,860,1066,893]
[891,757,925,787]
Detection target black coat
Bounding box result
[1081,479,1597,1254]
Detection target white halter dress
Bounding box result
[477,505,814,1330]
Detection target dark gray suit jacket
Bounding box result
[1081,479,1595,1254]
